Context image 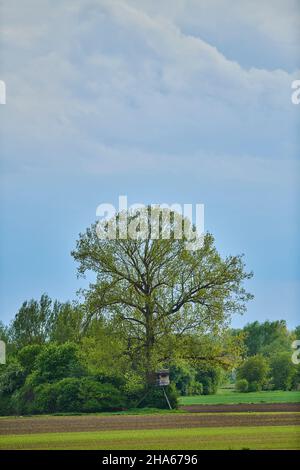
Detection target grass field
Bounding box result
[0,425,299,450]
[179,390,300,406]
[1,390,299,450]
[0,409,299,450]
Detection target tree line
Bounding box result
[0,211,298,414]
[0,298,298,415]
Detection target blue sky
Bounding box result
[0,0,299,328]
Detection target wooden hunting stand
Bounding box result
[136,369,172,409]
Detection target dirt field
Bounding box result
[0,410,299,435]
[181,403,300,413]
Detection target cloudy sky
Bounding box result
[0,0,299,327]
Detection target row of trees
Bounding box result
[0,295,233,414]
[234,320,300,392]
[1,297,298,414]
[0,211,298,414]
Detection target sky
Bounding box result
[0,0,299,329]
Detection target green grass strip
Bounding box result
[0,425,299,450]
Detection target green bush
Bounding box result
[170,364,196,396]
[17,345,43,375]
[195,366,221,395]
[187,380,203,396]
[9,383,36,415]
[79,378,125,412]
[0,360,26,395]
[33,383,59,414]
[55,378,82,412]
[248,381,262,392]
[270,353,295,390]
[31,377,125,414]
[93,373,126,389]
[235,378,248,392]
[0,395,12,415]
[137,384,178,409]
[237,355,269,389]
[29,343,85,386]
[122,371,144,401]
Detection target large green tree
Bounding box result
[50,302,84,344]
[237,355,269,390]
[240,320,291,357]
[72,209,252,383]
[10,294,57,348]
[270,352,296,390]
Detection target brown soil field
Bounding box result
[0,410,299,435]
[181,403,300,413]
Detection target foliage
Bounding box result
[235,378,248,392]
[30,378,125,414]
[138,384,178,409]
[17,344,43,375]
[195,364,222,395]
[247,381,262,392]
[237,355,269,389]
[0,321,10,344]
[72,210,252,381]
[122,371,144,400]
[239,320,291,357]
[170,362,198,396]
[270,352,296,391]
[80,317,128,377]
[33,382,59,414]
[27,343,85,387]
[0,359,26,395]
[9,294,57,348]
[79,378,125,412]
[50,303,84,343]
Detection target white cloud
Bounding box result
[125,0,300,70]
[0,0,299,326]
[0,0,299,182]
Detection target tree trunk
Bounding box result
[145,307,155,386]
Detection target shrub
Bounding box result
[122,371,144,402]
[187,380,203,396]
[93,373,125,389]
[248,381,262,392]
[0,360,26,395]
[270,353,295,390]
[32,377,125,414]
[33,383,59,414]
[170,364,196,396]
[10,384,36,415]
[195,366,221,395]
[237,355,269,389]
[55,378,82,412]
[137,384,178,409]
[0,395,12,415]
[235,378,248,392]
[17,345,43,375]
[79,378,125,412]
[30,343,85,386]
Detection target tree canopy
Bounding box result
[72,209,253,382]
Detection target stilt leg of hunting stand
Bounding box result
[162,387,172,410]
[135,389,150,408]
